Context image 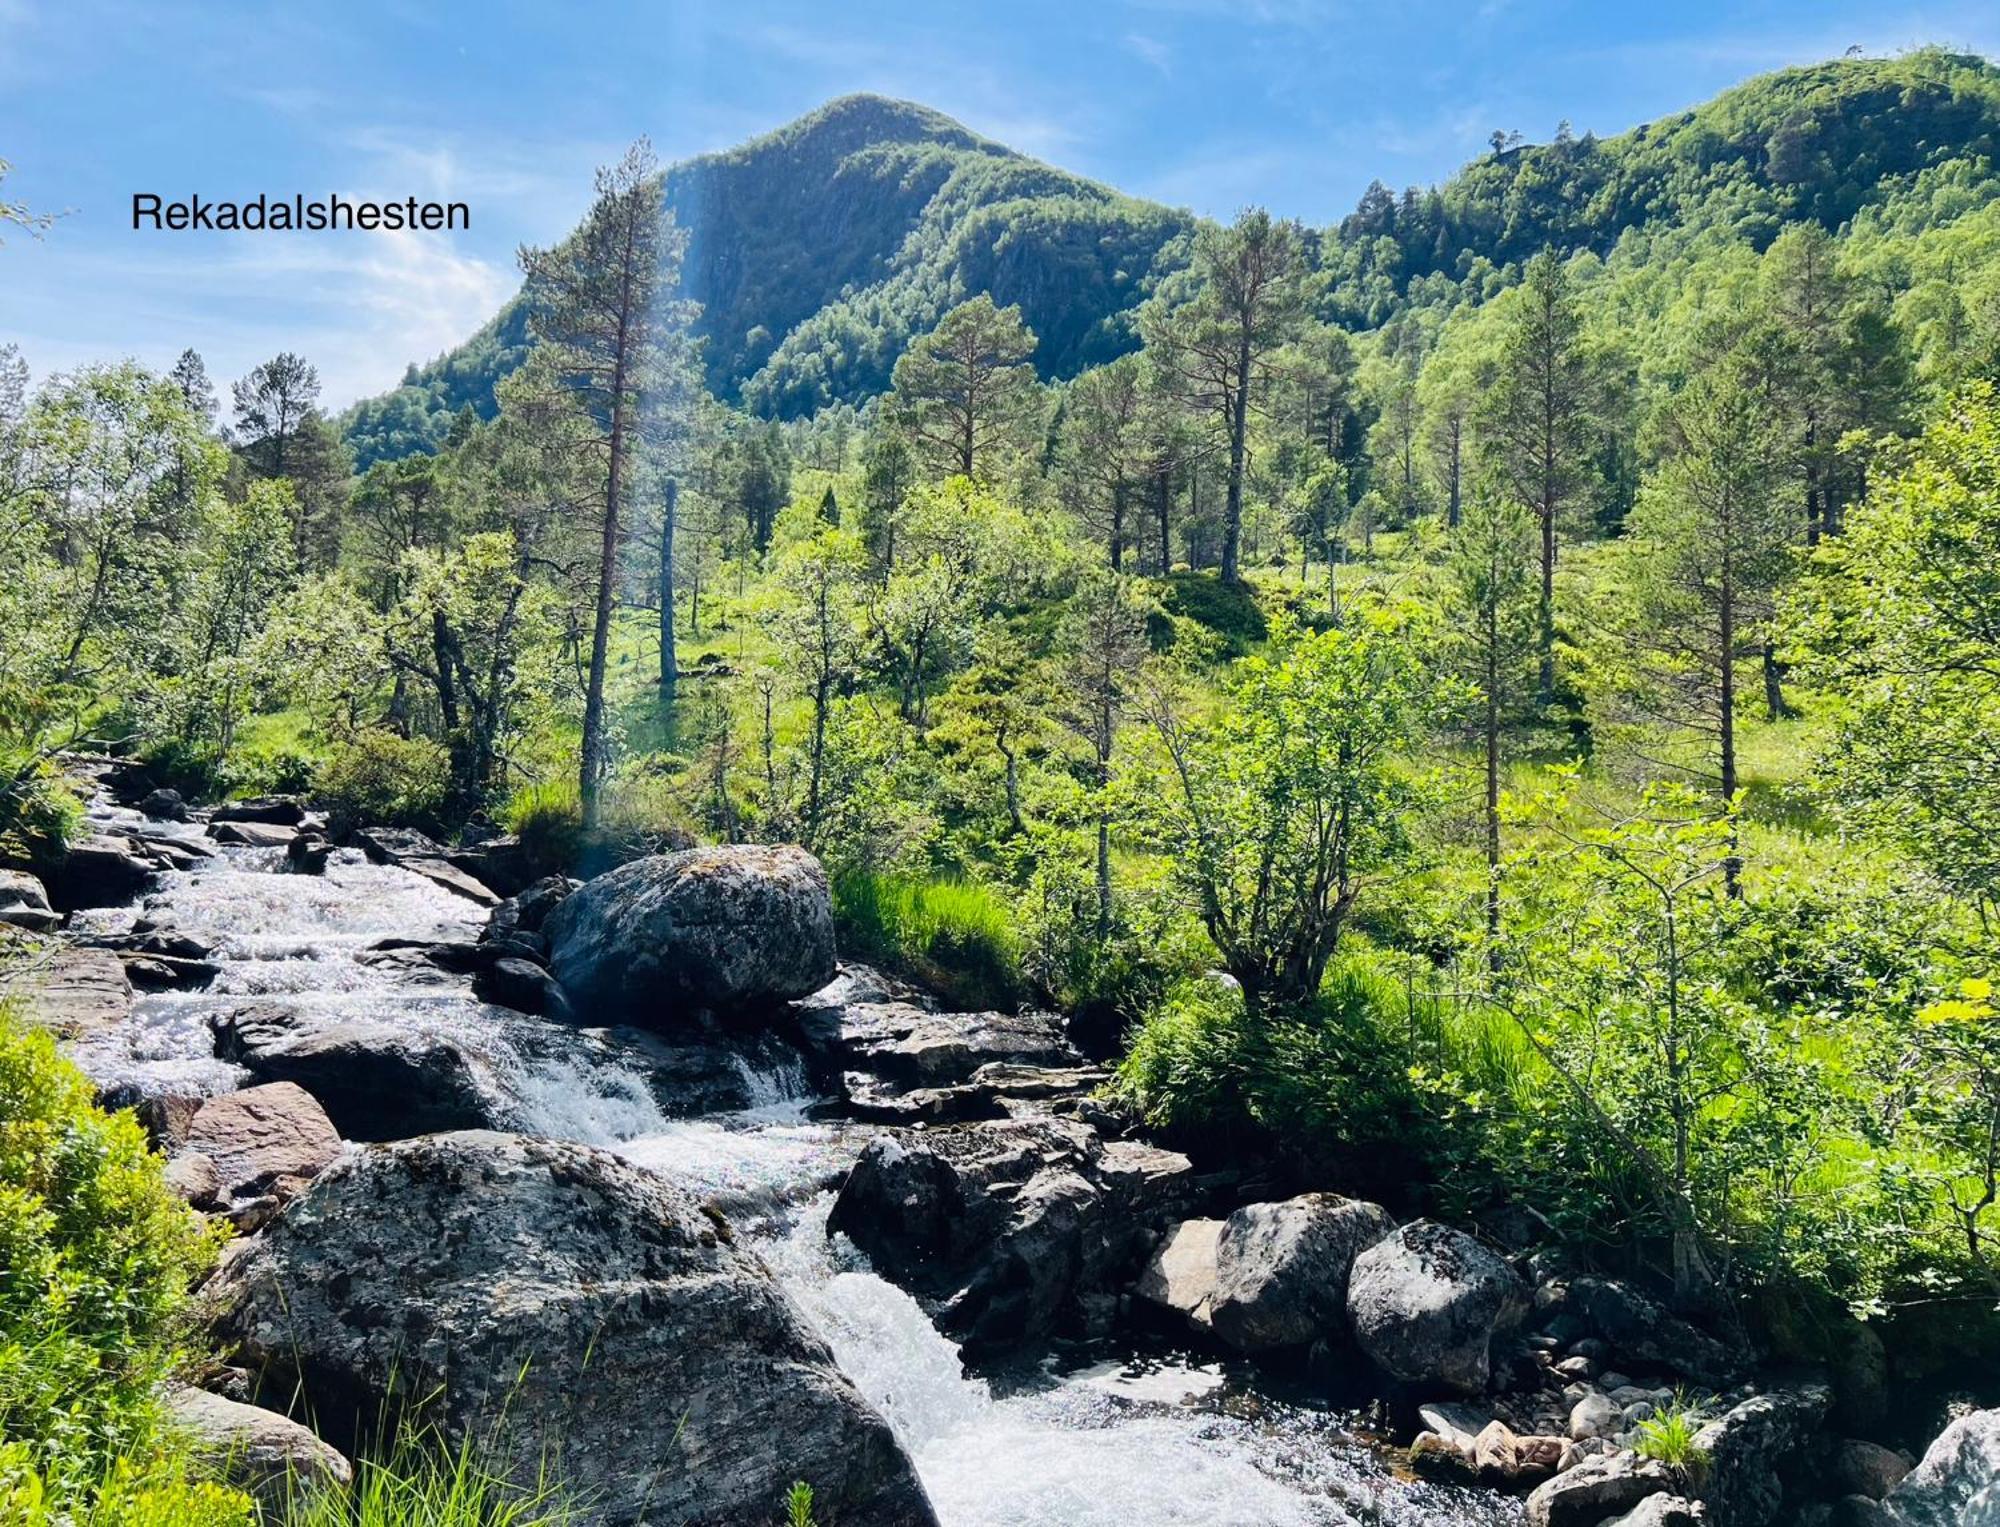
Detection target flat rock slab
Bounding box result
[0,945,132,1037]
[0,869,60,933]
[208,820,299,850]
[404,857,502,906]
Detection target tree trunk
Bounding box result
[1762,641,1788,721]
[579,241,638,831]
[1720,560,1740,898]
[1222,330,1252,584]
[658,477,678,702]
[1485,602,1502,968]
[1537,494,1556,706]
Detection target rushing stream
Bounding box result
[66,795,1520,1527]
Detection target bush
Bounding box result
[315,731,451,836]
[502,775,697,878]
[0,1445,254,1526]
[0,754,84,869]
[0,1002,220,1502]
[1152,570,1267,656]
[832,871,1024,1011]
[503,779,585,875]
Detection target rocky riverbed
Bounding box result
[3,763,1995,1526]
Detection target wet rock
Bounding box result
[49,834,156,911]
[404,857,502,907]
[1565,1275,1745,1387]
[1136,1218,1223,1330]
[472,956,567,1017]
[1693,1382,1832,1527]
[164,1385,353,1507]
[1603,1497,1702,1527]
[812,1001,1080,1088]
[213,797,307,826]
[285,833,333,874]
[1410,1429,1478,1482]
[445,835,538,898]
[1524,1451,1676,1527]
[139,787,190,821]
[829,1118,1196,1359]
[1882,1407,2000,1526]
[119,952,219,991]
[546,845,836,1023]
[481,876,576,944]
[1205,1194,1395,1353]
[1346,1220,1527,1395]
[0,869,60,932]
[1837,1439,1911,1501]
[348,824,448,863]
[210,1003,501,1141]
[209,820,299,850]
[183,1081,342,1204]
[0,945,131,1036]
[207,1131,936,1527]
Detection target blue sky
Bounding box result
[3,0,1996,410]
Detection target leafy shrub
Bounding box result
[833,871,1023,1010]
[0,1445,254,1526]
[0,1003,220,1502]
[1152,571,1267,656]
[315,730,450,836]
[0,753,84,868]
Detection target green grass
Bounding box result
[283,1423,573,1527]
[1633,1395,1711,1478]
[832,870,1024,1011]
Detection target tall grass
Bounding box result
[283,1423,573,1527]
[832,870,1024,1011]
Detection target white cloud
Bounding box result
[1124,32,1173,77]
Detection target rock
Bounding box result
[1603,1497,1702,1527]
[472,956,567,1016]
[119,952,219,991]
[1838,1439,1912,1501]
[1554,1354,1597,1382]
[829,1118,1196,1358]
[1204,1194,1395,1353]
[210,1004,501,1141]
[138,787,189,821]
[1833,1323,1890,1432]
[1346,1219,1527,1394]
[0,946,131,1036]
[1882,1407,2000,1527]
[49,834,156,911]
[1525,1452,1676,1527]
[285,833,332,874]
[183,1081,342,1203]
[1693,1382,1832,1527]
[1566,1275,1746,1386]
[547,845,836,1022]
[0,869,60,932]
[404,857,502,907]
[164,1385,352,1506]
[1409,1429,1478,1482]
[161,1150,222,1209]
[348,824,447,863]
[1136,1218,1223,1330]
[1418,1401,1498,1452]
[209,820,299,849]
[207,1131,936,1527]
[213,797,307,826]
[481,876,576,942]
[806,1000,1080,1088]
[1834,1496,1888,1527]
[445,836,538,898]
[1570,1390,1622,1440]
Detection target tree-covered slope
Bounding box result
[1323,48,2000,324]
[343,94,1193,467]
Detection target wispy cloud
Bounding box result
[1123,32,1172,77]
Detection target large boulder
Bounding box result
[1346,1219,1526,1394]
[1884,1408,2000,1526]
[213,797,307,826]
[1204,1194,1395,1353]
[182,1081,342,1204]
[49,834,156,911]
[546,846,836,1023]
[138,787,189,822]
[1136,1218,1223,1330]
[209,1004,501,1140]
[1525,1452,1676,1527]
[209,820,299,850]
[206,1131,936,1527]
[1564,1275,1746,1386]
[0,869,60,933]
[830,1118,1196,1358]
[0,946,131,1037]
[1692,1382,1832,1527]
[164,1385,353,1507]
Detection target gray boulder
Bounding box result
[210,1003,501,1140]
[830,1118,1195,1358]
[209,820,299,850]
[1837,1439,1912,1501]
[139,787,189,821]
[1884,1408,2000,1527]
[1604,1497,1702,1527]
[1692,1382,1832,1527]
[1346,1219,1526,1393]
[207,1131,935,1527]
[1136,1218,1223,1330]
[1205,1193,1395,1353]
[164,1385,353,1507]
[1565,1275,1745,1386]
[49,834,156,910]
[1525,1452,1676,1527]
[546,846,836,1022]
[0,946,131,1037]
[213,797,307,826]
[0,869,60,933]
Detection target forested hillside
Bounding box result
[343,93,1194,465]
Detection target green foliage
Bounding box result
[1152,571,1267,655]
[783,1480,818,1527]
[314,730,451,836]
[1633,1397,1710,1477]
[832,870,1024,1011]
[284,1422,571,1527]
[0,1003,220,1504]
[0,1446,254,1526]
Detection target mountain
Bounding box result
[342,95,1194,468]
[345,51,2000,468]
